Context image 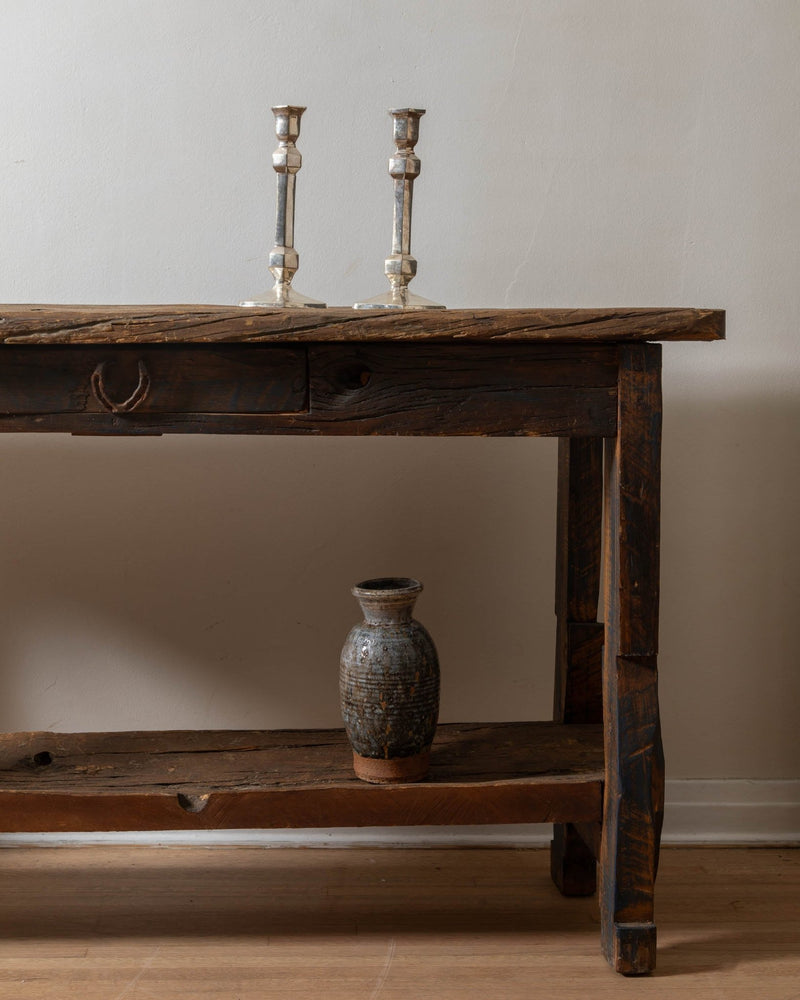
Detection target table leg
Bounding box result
[600,343,665,975]
[551,436,604,896]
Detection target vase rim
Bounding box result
[352,576,422,599]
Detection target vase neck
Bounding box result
[352,577,422,626]
[359,598,417,625]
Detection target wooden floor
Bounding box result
[0,846,797,998]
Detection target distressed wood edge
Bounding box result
[0,718,606,833]
[0,778,605,833]
[607,922,658,976]
[0,306,726,344]
[550,823,598,896]
[613,344,663,658]
[599,345,665,974]
[0,722,605,786]
[554,438,604,624]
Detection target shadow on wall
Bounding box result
[0,392,797,782]
[0,434,557,733]
[659,389,800,778]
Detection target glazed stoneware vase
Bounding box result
[340,577,440,783]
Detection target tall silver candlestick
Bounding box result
[354,108,444,310]
[240,105,325,308]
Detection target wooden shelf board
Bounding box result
[0,721,603,833]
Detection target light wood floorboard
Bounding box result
[0,846,797,998]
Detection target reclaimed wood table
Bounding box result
[0,304,724,974]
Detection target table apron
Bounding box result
[0,342,619,437]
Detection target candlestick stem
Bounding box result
[240,105,325,309]
[355,108,444,310]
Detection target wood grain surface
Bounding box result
[0,345,307,415]
[0,305,724,977]
[305,343,618,436]
[551,437,605,898]
[0,722,604,833]
[600,344,665,975]
[0,847,796,999]
[0,342,620,437]
[0,305,725,344]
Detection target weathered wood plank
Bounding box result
[0,305,725,345]
[574,819,603,859]
[307,343,617,436]
[553,438,604,626]
[0,722,603,833]
[0,395,616,437]
[600,344,665,975]
[0,343,619,437]
[0,722,604,789]
[551,437,604,897]
[612,346,662,657]
[0,413,311,434]
[555,622,605,724]
[0,345,307,415]
[0,781,603,833]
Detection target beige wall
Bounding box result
[1,1,797,780]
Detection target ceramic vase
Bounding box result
[339,577,440,783]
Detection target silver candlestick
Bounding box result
[354,108,444,310]
[240,105,325,309]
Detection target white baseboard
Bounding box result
[1,779,797,848]
[660,778,800,844]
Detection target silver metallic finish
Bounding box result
[240,105,325,309]
[354,108,444,310]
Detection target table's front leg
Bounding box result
[600,343,665,975]
[551,437,604,896]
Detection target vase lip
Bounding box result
[352,576,422,600]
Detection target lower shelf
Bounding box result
[0,721,604,833]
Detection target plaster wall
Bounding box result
[1,0,797,781]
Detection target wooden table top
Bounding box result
[0,305,725,345]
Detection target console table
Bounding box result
[0,304,724,974]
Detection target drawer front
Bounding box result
[306,343,619,437]
[0,346,307,415]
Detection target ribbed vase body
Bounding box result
[340,577,439,783]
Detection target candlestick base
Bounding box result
[240,284,326,309]
[354,288,445,311]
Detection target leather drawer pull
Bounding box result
[91,360,151,414]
